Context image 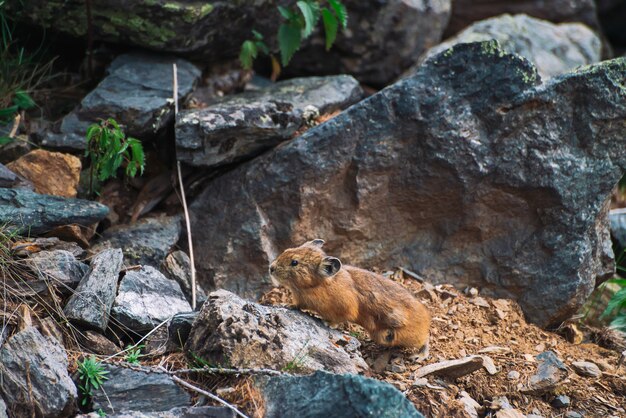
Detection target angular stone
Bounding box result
[163,251,207,307]
[186,290,367,374]
[77,330,121,356]
[91,216,182,268]
[444,0,600,37]
[418,14,601,79]
[0,187,108,235]
[176,76,363,168]
[64,249,124,332]
[522,351,568,395]
[0,136,31,164]
[551,395,571,408]
[92,365,191,413]
[189,41,626,327]
[6,149,81,197]
[26,250,88,292]
[0,327,77,417]
[42,53,201,149]
[571,361,602,378]
[0,163,32,189]
[167,311,198,352]
[112,266,192,333]
[415,356,494,379]
[11,236,85,258]
[257,371,424,418]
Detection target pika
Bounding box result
[269,239,430,353]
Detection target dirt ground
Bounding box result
[259,270,626,418]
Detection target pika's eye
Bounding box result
[291,260,299,267]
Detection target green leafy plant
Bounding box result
[240,0,348,78]
[85,118,145,195]
[97,409,107,417]
[282,340,310,372]
[124,344,144,364]
[77,356,109,406]
[600,278,626,332]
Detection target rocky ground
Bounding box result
[2,0,626,417]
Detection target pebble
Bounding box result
[507,370,520,380]
[571,361,601,378]
[564,411,583,418]
[551,395,571,408]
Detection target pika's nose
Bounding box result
[269,263,276,274]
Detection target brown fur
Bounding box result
[269,240,430,350]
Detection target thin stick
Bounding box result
[172,63,197,310]
[170,374,249,418]
[171,366,284,376]
[8,113,20,138]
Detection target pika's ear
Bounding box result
[303,239,325,248]
[320,256,342,277]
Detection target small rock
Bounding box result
[521,351,568,395]
[535,343,546,352]
[64,248,124,332]
[469,297,490,308]
[389,361,407,373]
[415,355,495,379]
[0,135,31,164]
[257,370,424,418]
[495,410,526,418]
[92,365,191,413]
[77,330,121,356]
[459,391,482,418]
[112,266,192,333]
[12,236,85,258]
[478,346,511,354]
[571,361,602,378]
[167,311,198,352]
[373,351,393,373]
[163,250,207,307]
[26,250,88,293]
[551,395,571,408]
[0,187,108,235]
[0,327,77,417]
[565,412,584,418]
[6,149,81,197]
[91,216,182,268]
[412,377,429,387]
[465,287,479,296]
[185,290,367,374]
[491,396,513,410]
[144,326,169,356]
[507,370,520,380]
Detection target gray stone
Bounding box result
[415,356,495,379]
[609,208,626,248]
[188,41,626,327]
[64,248,124,332]
[565,412,584,418]
[168,311,198,352]
[0,327,77,417]
[185,290,367,374]
[91,216,182,268]
[444,0,600,37]
[163,251,207,307]
[42,53,201,149]
[92,365,191,414]
[507,370,520,380]
[552,395,571,408]
[418,14,601,79]
[26,250,88,293]
[258,370,424,418]
[571,361,602,378]
[0,187,108,235]
[286,0,451,86]
[12,236,85,258]
[522,351,569,395]
[0,163,32,189]
[77,406,235,418]
[112,266,192,333]
[0,137,31,164]
[77,330,121,355]
[176,76,363,168]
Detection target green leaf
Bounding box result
[256,39,270,55]
[321,8,338,50]
[13,91,36,110]
[328,0,348,28]
[0,136,14,146]
[277,5,293,20]
[128,138,145,176]
[0,105,18,119]
[297,1,316,38]
[601,287,626,318]
[278,23,302,66]
[239,40,258,70]
[252,29,264,41]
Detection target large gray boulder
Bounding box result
[42,53,201,149]
[0,187,108,235]
[258,371,424,418]
[186,290,367,373]
[176,76,363,168]
[188,41,626,327]
[0,327,77,418]
[15,1,450,87]
[417,14,601,79]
